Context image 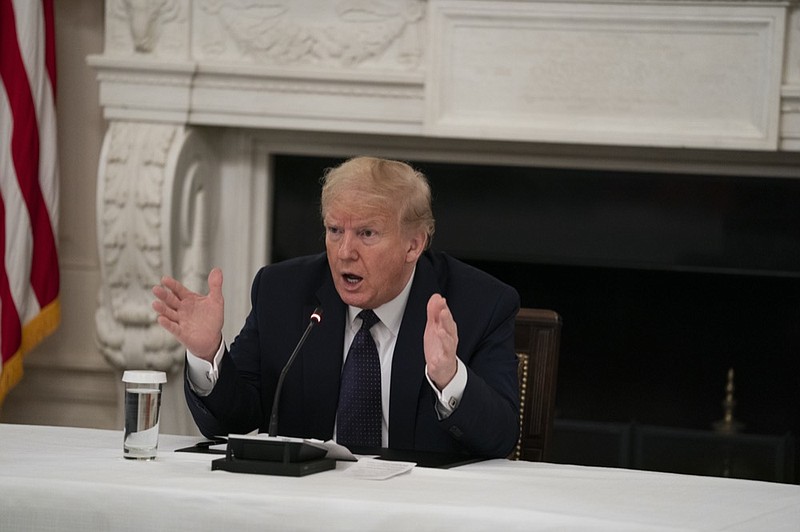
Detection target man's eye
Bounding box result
[360,229,378,239]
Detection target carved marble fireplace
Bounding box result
[89,0,800,436]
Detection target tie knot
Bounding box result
[358,309,380,330]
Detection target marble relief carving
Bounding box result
[195,0,426,69]
[108,0,187,56]
[95,122,211,373]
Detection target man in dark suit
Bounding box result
[153,157,520,458]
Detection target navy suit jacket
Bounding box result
[185,250,521,458]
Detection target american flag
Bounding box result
[0,0,60,407]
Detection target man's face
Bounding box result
[324,190,425,309]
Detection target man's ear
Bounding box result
[405,230,427,263]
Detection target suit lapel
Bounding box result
[388,255,440,449]
[301,274,346,438]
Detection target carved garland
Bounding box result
[199,0,425,67]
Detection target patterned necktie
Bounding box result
[336,309,382,448]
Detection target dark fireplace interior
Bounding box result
[271,154,800,483]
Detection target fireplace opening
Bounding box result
[271,154,800,482]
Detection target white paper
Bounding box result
[307,439,357,462]
[345,458,416,480]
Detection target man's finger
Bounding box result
[152,300,179,324]
[156,315,180,337]
[152,284,178,310]
[160,275,193,300]
[440,306,457,338]
[427,293,446,323]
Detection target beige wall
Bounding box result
[0,1,117,428]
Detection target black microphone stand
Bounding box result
[268,308,321,436]
[211,308,335,477]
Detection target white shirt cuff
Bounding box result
[185,339,225,396]
[425,358,467,419]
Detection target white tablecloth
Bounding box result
[1,423,798,531]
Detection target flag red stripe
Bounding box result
[0,0,60,307]
[0,194,23,362]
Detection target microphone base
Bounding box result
[212,456,336,477]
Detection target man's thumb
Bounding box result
[208,267,223,298]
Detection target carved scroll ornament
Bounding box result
[95,121,212,373]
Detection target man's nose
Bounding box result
[337,232,358,259]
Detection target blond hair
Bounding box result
[320,157,435,248]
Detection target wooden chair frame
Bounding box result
[511,308,562,461]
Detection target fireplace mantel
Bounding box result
[87,0,800,430]
[90,0,800,149]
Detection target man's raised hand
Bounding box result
[152,268,224,362]
[424,293,459,390]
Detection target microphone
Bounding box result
[213,307,330,477]
[268,306,323,437]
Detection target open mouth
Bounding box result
[343,273,363,285]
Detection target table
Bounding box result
[1,423,799,531]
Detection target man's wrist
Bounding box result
[186,338,225,396]
[426,358,467,418]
